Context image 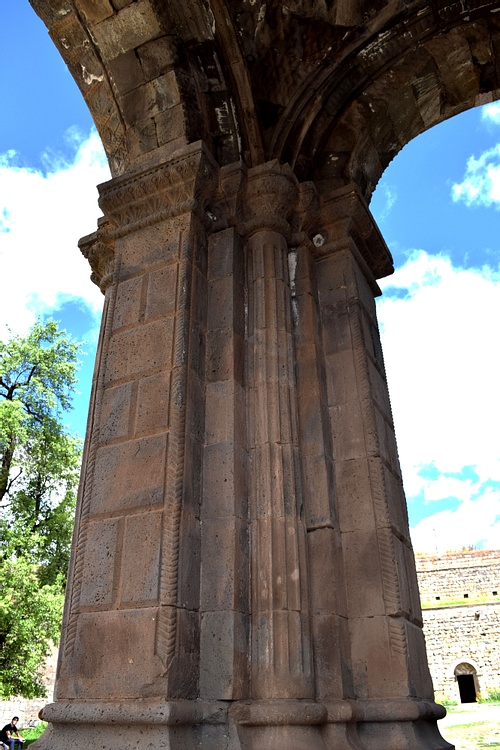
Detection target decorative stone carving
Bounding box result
[79,220,115,293]
[243,160,299,237]
[98,141,218,236]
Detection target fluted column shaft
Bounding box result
[247,228,313,699]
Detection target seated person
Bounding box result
[0,717,24,749]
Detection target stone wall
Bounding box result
[416,551,500,703]
[417,550,500,605]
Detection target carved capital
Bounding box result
[299,183,394,280]
[242,160,299,238]
[79,220,115,294]
[97,142,218,237]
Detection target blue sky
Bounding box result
[372,105,500,554]
[0,1,110,438]
[2,1,500,554]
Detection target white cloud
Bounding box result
[410,489,500,555]
[0,129,110,337]
[421,475,475,504]
[451,144,500,208]
[451,101,500,209]
[374,182,397,220]
[377,251,500,552]
[481,101,500,125]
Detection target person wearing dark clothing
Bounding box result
[0,717,24,749]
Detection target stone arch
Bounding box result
[30,1,500,193]
[283,6,500,197]
[30,0,266,176]
[452,658,480,679]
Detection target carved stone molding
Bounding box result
[242,160,299,238]
[300,183,394,280]
[79,220,115,294]
[97,141,218,237]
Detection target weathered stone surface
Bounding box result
[120,510,162,606]
[91,434,166,514]
[199,610,249,700]
[28,0,500,746]
[112,276,143,330]
[99,382,133,442]
[79,517,120,608]
[56,609,165,699]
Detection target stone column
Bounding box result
[35,142,222,750]
[33,159,453,750]
[230,163,327,749]
[305,185,452,750]
[290,208,356,750]
[199,214,249,705]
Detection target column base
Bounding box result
[338,699,455,750]
[230,700,328,749]
[31,699,227,750]
[30,698,454,750]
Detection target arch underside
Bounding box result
[31,0,500,195]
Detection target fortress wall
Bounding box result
[422,603,500,701]
[416,551,500,603]
[5,552,500,717]
[416,551,500,702]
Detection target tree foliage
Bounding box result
[0,529,64,698]
[0,320,82,698]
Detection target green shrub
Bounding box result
[21,722,47,747]
[479,690,500,703]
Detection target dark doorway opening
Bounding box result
[457,674,477,703]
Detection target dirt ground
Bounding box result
[438,703,500,749]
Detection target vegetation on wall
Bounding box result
[421,593,500,609]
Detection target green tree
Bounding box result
[0,529,64,698]
[0,320,82,697]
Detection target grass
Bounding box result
[19,723,47,747]
[440,704,500,749]
[443,724,500,749]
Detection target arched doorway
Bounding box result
[455,662,479,703]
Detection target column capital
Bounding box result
[242,160,299,238]
[97,141,219,237]
[79,219,115,294]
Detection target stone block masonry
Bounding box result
[416,550,500,703]
[417,550,500,605]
